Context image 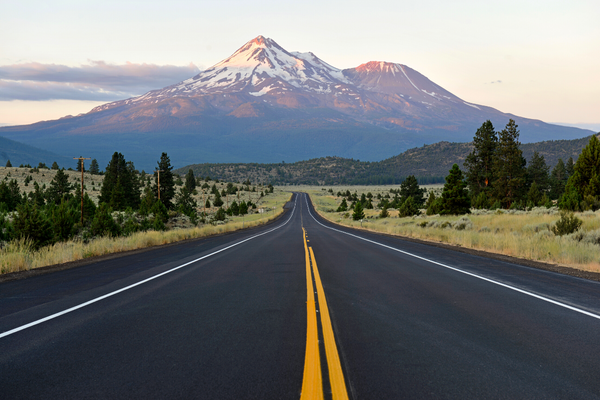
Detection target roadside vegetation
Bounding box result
[0,154,290,275]
[302,119,600,273]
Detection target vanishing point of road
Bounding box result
[2,193,600,399]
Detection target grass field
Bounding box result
[0,189,291,275]
[299,185,600,273]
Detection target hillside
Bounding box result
[175,134,600,185]
[0,136,74,169]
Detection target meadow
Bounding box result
[298,185,600,273]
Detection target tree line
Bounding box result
[337,119,599,220]
[0,151,271,250]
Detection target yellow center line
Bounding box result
[309,246,349,400]
[301,228,323,400]
[300,228,349,400]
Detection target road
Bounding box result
[2,192,600,399]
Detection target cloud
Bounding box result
[0,61,200,101]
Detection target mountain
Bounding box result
[175,134,600,186]
[0,36,593,172]
[0,136,74,169]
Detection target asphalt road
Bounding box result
[2,192,600,399]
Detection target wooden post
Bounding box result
[73,157,91,224]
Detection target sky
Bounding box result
[1,0,599,131]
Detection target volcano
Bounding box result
[0,36,592,171]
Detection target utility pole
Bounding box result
[73,157,91,224]
[155,169,164,200]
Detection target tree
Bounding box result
[0,179,23,211]
[90,203,120,237]
[89,159,100,175]
[527,151,550,192]
[398,196,420,217]
[13,201,53,249]
[337,198,348,212]
[440,164,471,215]
[464,120,497,198]
[99,152,140,211]
[51,161,59,170]
[527,182,542,207]
[352,201,365,221]
[213,192,224,207]
[379,206,389,218]
[5,160,12,167]
[184,169,196,193]
[549,158,568,199]
[46,168,72,205]
[566,157,575,178]
[175,186,198,222]
[51,199,79,241]
[154,152,175,210]
[399,175,425,207]
[493,119,527,208]
[239,200,248,215]
[568,135,600,199]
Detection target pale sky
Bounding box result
[1,0,599,130]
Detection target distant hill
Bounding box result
[175,134,600,185]
[0,136,75,169]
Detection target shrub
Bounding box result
[551,211,583,236]
[398,196,419,217]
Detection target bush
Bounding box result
[398,196,419,217]
[551,211,583,236]
[91,203,121,237]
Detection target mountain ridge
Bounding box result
[0,35,593,171]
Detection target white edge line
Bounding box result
[0,196,298,339]
[303,194,600,321]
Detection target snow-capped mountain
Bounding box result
[1,36,592,171]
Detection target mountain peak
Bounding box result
[356,61,400,72]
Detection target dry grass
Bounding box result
[0,191,291,275]
[303,188,600,273]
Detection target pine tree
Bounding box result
[398,196,420,217]
[47,168,72,205]
[175,186,198,221]
[184,169,196,193]
[99,153,140,211]
[13,201,53,249]
[154,152,175,210]
[337,198,348,212]
[352,201,365,221]
[213,192,224,207]
[51,161,59,170]
[568,135,600,198]
[51,199,79,241]
[5,160,12,168]
[527,151,550,192]
[89,159,99,175]
[566,157,575,178]
[0,179,23,211]
[464,120,497,197]
[399,175,425,207]
[549,158,568,199]
[440,164,471,215]
[492,119,527,208]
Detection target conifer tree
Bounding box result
[99,153,140,211]
[440,164,471,215]
[154,152,175,210]
[51,161,59,170]
[399,175,425,207]
[337,198,348,212]
[527,151,550,192]
[51,199,79,241]
[549,158,568,199]
[464,120,497,197]
[76,157,85,172]
[566,157,575,178]
[0,179,23,211]
[13,201,53,249]
[352,201,365,221]
[567,135,600,198]
[185,169,196,193]
[47,168,72,205]
[492,119,527,208]
[398,196,420,217]
[89,159,99,175]
[5,159,11,168]
[213,192,224,207]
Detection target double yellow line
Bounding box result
[301,228,349,400]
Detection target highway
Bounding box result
[2,192,600,399]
